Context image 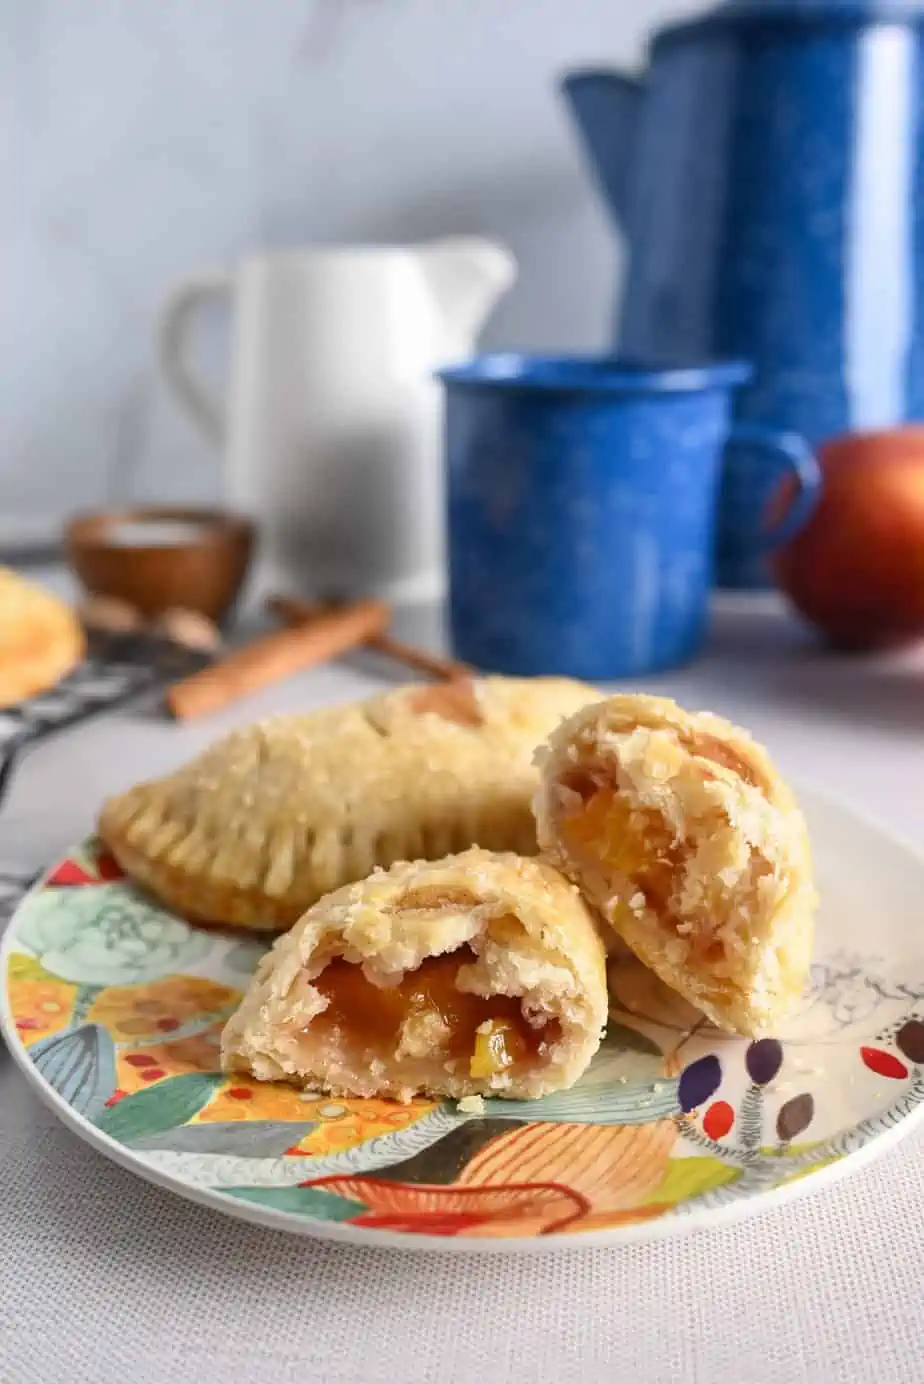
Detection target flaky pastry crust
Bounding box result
[221,849,607,1101]
[99,676,596,931]
[534,694,816,1035]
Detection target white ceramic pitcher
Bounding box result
[157,240,515,602]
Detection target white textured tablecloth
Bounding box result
[3,594,924,1384]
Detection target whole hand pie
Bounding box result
[99,676,596,932]
[221,849,607,1102]
[0,567,85,707]
[533,694,816,1035]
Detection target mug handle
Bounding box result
[726,421,822,549]
[157,270,231,447]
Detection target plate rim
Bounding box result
[4,781,924,1255]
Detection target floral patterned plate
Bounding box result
[4,788,924,1253]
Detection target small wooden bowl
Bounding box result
[65,507,255,622]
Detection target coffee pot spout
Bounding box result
[561,69,645,228]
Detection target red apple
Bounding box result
[771,427,924,650]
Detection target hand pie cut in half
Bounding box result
[221,849,608,1102]
[534,694,816,1036]
[98,676,596,932]
[0,566,85,707]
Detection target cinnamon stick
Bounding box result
[267,594,472,683]
[166,598,390,721]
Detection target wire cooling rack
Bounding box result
[0,868,37,931]
[0,628,210,813]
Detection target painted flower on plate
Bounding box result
[6,956,78,1043]
[88,975,239,1040]
[15,883,211,985]
[115,1022,227,1095]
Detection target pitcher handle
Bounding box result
[157,270,231,446]
[726,422,822,549]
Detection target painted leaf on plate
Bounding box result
[225,1185,365,1221]
[479,1078,680,1126]
[860,1046,909,1080]
[641,1156,740,1208]
[745,1038,783,1087]
[130,1120,318,1157]
[458,1116,676,1213]
[677,1055,722,1112]
[896,1020,924,1065]
[776,1093,815,1142]
[95,1070,225,1143]
[310,1177,585,1236]
[27,1023,116,1122]
[365,1120,520,1186]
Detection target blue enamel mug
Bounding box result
[439,355,820,679]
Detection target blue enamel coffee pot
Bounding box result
[563,0,924,587]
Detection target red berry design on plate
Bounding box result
[156,1017,180,1032]
[703,1100,734,1140]
[227,1087,253,1100]
[860,1046,909,1079]
[125,1053,157,1068]
[140,1068,166,1082]
[104,1090,128,1107]
[95,851,125,881]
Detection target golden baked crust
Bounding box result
[534,694,816,1036]
[0,567,85,708]
[99,676,596,932]
[221,848,607,1101]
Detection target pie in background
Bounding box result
[533,693,816,1036]
[98,675,597,932]
[0,567,85,707]
[221,848,607,1102]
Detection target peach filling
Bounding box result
[559,772,682,916]
[312,945,555,1079]
[558,769,727,963]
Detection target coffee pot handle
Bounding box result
[726,422,823,549]
[157,270,231,446]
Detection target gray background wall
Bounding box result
[2,0,701,545]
